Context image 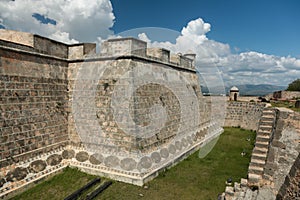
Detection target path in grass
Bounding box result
[13,127,256,200]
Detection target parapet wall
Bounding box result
[224,101,266,131]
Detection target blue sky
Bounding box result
[0,0,299,87]
[111,0,300,58]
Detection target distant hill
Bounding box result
[201,84,286,96]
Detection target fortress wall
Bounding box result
[0,30,223,197]
[273,90,300,99]
[264,109,300,193]
[0,39,69,168]
[277,152,300,199]
[224,101,266,131]
[68,58,208,151]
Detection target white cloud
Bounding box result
[0,0,115,44]
[0,2,298,87]
[137,18,300,87]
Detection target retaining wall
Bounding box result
[224,101,266,131]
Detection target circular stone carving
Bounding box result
[120,158,137,171]
[187,136,193,145]
[104,156,120,168]
[181,138,188,147]
[139,156,152,169]
[28,160,47,173]
[75,151,89,162]
[6,167,28,182]
[46,154,62,166]
[62,149,75,159]
[160,148,169,159]
[175,141,182,151]
[151,152,161,163]
[89,154,104,165]
[168,144,176,154]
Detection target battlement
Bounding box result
[0,30,195,71]
[100,37,195,71]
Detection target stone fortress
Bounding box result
[0,29,299,199]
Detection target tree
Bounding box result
[287,79,300,91]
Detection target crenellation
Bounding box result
[147,48,170,62]
[0,30,34,48]
[68,43,96,60]
[100,37,147,57]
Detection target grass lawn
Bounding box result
[271,101,300,112]
[13,127,256,200]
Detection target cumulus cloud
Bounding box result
[0,0,115,44]
[0,2,298,87]
[137,18,300,87]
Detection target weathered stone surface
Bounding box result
[62,149,75,159]
[46,154,62,166]
[181,138,188,147]
[139,157,152,169]
[75,151,89,162]
[28,160,47,173]
[89,154,103,165]
[150,152,161,163]
[256,187,275,200]
[6,167,28,182]
[160,148,169,159]
[273,140,286,149]
[104,156,119,168]
[120,158,137,171]
[175,141,182,151]
[168,144,176,154]
[224,101,265,130]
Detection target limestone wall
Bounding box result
[224,101,266,131]
[277,153,300,199]
[273,90,300,100]
[66,47,220,184]
[263,108,300,193]
[0,39,69,168]
[0,30,223,198]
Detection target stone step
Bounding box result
[250,159,266,168]
[257,130,272,136]
[261,116,275,121]
[263,109,275,114]
[248,173,262,184]
[251,158,266,164]
[255,135,270,143]
[255,141,269,148]
[248,165,264,174]
[253,147,268,154]
[259,125,273,132]
[259,120,274,126]
[252,153,267,161]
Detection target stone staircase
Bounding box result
[248,107,276,185]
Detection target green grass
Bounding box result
[13,127,256,200]
[271,101,300,112]
[12,167,97,200]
